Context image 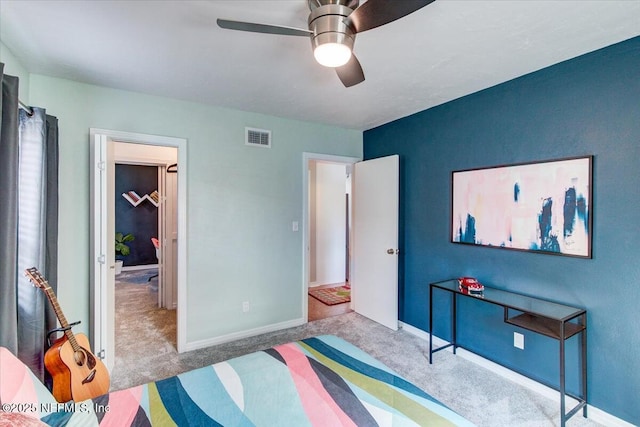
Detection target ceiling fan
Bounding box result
[217,0,435,87]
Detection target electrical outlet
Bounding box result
[242,301,250,313]
[514,332,524,349]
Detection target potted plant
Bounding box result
[115,232,135,274]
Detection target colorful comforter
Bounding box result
[1,335,474,426]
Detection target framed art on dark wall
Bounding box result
[451,155,593,258]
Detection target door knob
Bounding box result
[387,248,399,255]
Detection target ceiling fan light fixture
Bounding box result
[314,42,351,67]
[308,3,355,68]
[219,0,435,87]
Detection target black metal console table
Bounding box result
[429,279,587,427]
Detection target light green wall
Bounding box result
[20,71,361,344]
[0,40,30,101]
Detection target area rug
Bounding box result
[308,285,351,306]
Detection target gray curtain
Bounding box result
[0,64,21,354]
[0,63,59,382]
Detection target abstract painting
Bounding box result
[452,156,592,258]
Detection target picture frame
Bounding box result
[451,155,593,258]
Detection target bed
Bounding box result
[1,335,475,426]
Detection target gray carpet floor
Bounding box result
[113,271,602,427]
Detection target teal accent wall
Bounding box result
[364,36,640,424]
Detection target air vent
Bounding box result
[245,127,271,148]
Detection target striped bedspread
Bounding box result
[3,335,475,426]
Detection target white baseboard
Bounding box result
[586,406,636,427]
[308,281,344,288]
[399,322,635,427]
[184,317,306,352]
[121,264,158,271]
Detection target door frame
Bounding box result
[90,128,188,371]
[302,152,360,321]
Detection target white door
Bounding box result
[157,166,166,308]
[352,155,399,330]
[164,168,178,309]
[90,133,115,371]
[157,165,178,309]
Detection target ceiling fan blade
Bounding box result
[345,0,435,33]
[217,19,312,37]
[335,54,365,88]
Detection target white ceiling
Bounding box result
[1,0,639,131]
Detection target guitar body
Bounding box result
[44,333,110,402]
[25,267,111,403]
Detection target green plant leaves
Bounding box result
[115,232,135,256]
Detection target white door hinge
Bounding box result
[97,161,105,171]
[97,254,106,264]
[97,349,106,359]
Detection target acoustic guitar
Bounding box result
[25,267,110,403]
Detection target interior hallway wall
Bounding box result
[311,162,347,286]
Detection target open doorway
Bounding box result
[113,143,178,368]
[90,129,187,375]
[303,153,400,330]
[303,154,360,322]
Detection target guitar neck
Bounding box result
[27,269,81,352]
[44,288,81,351]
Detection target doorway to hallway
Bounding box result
[305,156,356,322]
[90,129,187,373]
[112,143,178,373]
[302,153,400,330]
